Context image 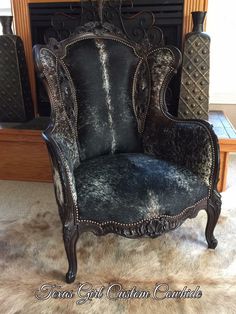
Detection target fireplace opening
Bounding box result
[29,0,184,116]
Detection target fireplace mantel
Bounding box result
[11,0,208,116]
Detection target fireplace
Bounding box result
[12,0,209,117]
[29,0,183,116]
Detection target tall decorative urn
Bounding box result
[178,11,210,120]
[0,16,13,34]
[0,16,34,122]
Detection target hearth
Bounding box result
[29,0,184,116]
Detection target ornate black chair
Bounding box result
[34,18,221,283]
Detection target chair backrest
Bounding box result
[34,23,181,162]
[62,32,143,160]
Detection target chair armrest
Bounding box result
[143,118,220,190]
[33,45,80,222]
[142,45,219,192]
[43,128,79,222]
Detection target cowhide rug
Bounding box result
[0,181,235,314]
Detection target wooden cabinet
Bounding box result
[1,111,235,191]
[209,111,236,192]
[0,128,52,182]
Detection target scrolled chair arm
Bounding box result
[43,127,79,221]
[143,45,220,192]
[33,45,80,222]
[144,117,220,190]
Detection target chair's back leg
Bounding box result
[63,224,79,283]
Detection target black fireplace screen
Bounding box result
[29,0,184,116]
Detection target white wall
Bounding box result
[0,0,11,13]
[207,0,236,105]
[0,0,12,35]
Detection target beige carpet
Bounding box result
[0,156,236,314]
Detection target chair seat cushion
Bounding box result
[74,153,208,224]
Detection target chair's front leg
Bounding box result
[205,191,221,249]
[63,223,79,283]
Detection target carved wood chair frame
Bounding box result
[34,21,221,284]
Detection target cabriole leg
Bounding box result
[205,191,221,249]
[63,224,79,283]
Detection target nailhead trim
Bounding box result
[76,197,208,227]
[41,49,79,217]
[60,36,145,221]
[61,35,143,60]
[148,47,216,198]
[40,38,217,226]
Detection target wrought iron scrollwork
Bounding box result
[44,0,164,51]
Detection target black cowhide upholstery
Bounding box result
[75,153,208,223]
[33,21,221,283]
[64,38,142,160]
